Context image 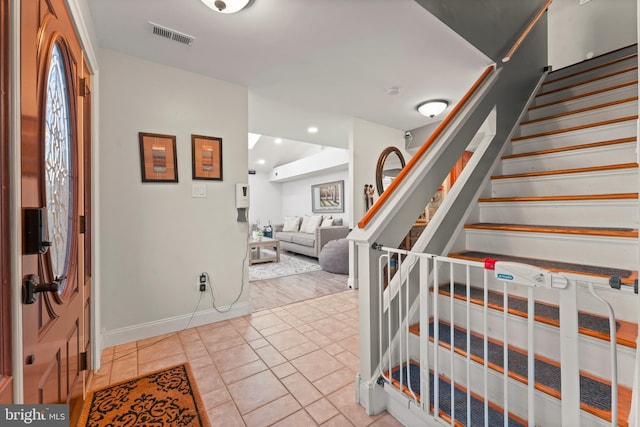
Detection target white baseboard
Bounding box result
[102,302,252,348]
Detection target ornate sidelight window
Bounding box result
[44,42,73,291]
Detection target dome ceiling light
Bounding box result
[417,100,449,118]
[200,0,252,14]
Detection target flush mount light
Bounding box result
[200,0,252,14]
[307,126,319,134]
[274,138,283,144]
[257,159,266,165]
[417,100,449,118]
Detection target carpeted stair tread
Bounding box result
[427,321,631,424]
[478,193,638,203]
[465,222,637,238]
[491,161,638,179]
[449,250,635,282]
[504,137,637,160]
[386,362,526,427]
[434,283,637,348]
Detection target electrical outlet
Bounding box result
[199,273,206,292]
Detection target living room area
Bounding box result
[245,118,420,310]
[246,134,352,310]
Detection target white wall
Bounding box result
[248,172,282,228]
[98,49,250,346]
[548,0,637,70]
[348,118,405,228]
[281,169,349,226]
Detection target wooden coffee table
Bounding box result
[248,237,281,265]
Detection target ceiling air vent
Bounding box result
[149,22,195,47]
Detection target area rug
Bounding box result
[249,249,322,281]
[78,364,210,427]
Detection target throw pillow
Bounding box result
[332,218,343,226]
[305,215,324,233]
[321,218,334,227]
[282,216,301,232]
[299,215,311,233]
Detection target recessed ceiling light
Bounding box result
[417,100,448,118]
[307,126,318,134]
[274,138,283,144]
[257,159,266,165]
[200,0,251,14]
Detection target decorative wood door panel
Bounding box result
[20,0,91,415]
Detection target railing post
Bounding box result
[419,256,431,414]
[558,280,581,425]
[354,241,386,415]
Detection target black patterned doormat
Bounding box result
[78,364,210,426]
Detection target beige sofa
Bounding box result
[273,217,349,259]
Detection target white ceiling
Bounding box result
[87,0,492,173]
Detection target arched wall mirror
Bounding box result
[376,146,406,195]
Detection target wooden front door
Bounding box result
[20,0,91,415]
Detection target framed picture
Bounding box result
[191,134,223,180]
[138,132,178,183]
[311,180,344,213]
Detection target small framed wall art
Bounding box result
[191,134,223,180]
[311,180,344,213]
[138,132,178,183]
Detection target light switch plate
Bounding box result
[192,183,206,198]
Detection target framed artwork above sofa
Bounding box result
[311,180,344,213]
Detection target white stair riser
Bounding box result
[547,47,637,81]
[542,56,638,92]
[526,83,638,121]
[478,199,638,229]
[517,101,637,138]
[439,267,640,323]
[533,69,637,106]
[465,229,638,271]
[424,343,609,427]
[501,142,637,175]
[510,120,636,154]
[491,169,638,197]
[420,295,636,387]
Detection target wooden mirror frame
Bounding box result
[375,146,406,196]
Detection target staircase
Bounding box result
[380,46,639,426]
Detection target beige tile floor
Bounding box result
[92,289,403,426]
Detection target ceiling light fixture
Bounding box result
[274,138,283,144]
[417,100,449,118]
[257,159,265,165]
[200,0,252,14]
[307,126,319,134]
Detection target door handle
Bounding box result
[22,274,61,304]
